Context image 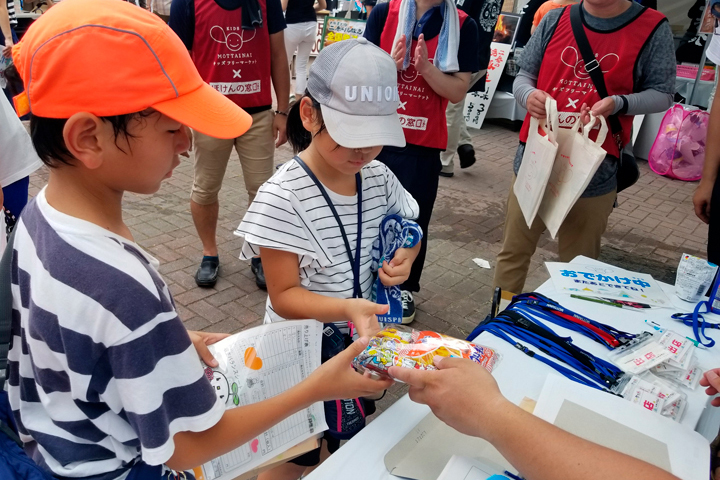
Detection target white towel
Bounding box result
[392,0,461,74]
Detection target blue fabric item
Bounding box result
[0,391,55,480]
[370,214,422,323]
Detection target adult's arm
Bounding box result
[390,358,680,480]
[513,69,537,109]
[269,30,290,145]
[694,93,720,223]
[0,0,12,54]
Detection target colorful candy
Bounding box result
[352,326,500,380]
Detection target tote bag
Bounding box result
[514,97,559,228]
[538,113,608,238]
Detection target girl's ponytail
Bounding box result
[287,94,311,153]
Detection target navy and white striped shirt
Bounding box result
[235,159,419,325]
[7,189,225,480]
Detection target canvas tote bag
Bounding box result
[513,97,559,228]
[538,113,608,238]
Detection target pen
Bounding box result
[570,294,621,308]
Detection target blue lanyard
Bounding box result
[294,157,363,298]
[672,300,719,348]
[508,293,637,349]
[473,311,624,391]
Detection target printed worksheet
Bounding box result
[191,320,326,480]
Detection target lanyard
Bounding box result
[294,157,363,299]
[672,300,719,348]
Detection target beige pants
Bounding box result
[191,110,275,206]
[493,176,617,294]
[441,70,486,173]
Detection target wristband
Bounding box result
[274,110,288,116]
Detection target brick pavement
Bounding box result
[27,119,711,420]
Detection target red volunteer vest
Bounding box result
[380,0,467,149]
[519,6,666,157]
[192,0,272,108]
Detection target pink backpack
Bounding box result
[648,104,709,181]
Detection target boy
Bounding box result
[6,1,390,478]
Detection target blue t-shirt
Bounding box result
[363,1,480,74]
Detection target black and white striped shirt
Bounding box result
[235,159,419,324]
[7,0,17,27]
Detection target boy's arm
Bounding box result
[167,337,393,471]
[260,247,387,337]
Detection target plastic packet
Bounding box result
[653,353,702,390]
[352,326,500,381]
[609,335,672,374]
[675,253,717,302]
[657,330,695,369]
[617,373,687,422]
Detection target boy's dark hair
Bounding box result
[30,111,152,168]
[286,91,327,154]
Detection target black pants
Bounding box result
[710,178,720,265]
[376,145,442,293]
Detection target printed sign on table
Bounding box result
[320,17,367,50]
[545,262,673,308]
[463,42,511,129]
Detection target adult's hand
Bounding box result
[274,112,288,148]
[389,357,507,438]
[693,180,713,224]
[391,35,407,71]
[413,34,431,76]
[526,90,550,119]
[701,368,720,406]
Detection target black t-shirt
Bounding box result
[169,0,286,51]
[285,0,317,24]
[514,0,544,48]
[364,1,480,73]
[457,0,500,71]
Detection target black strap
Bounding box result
[0,229,17,393]
[569,4,623,147]
[293,157,363,299]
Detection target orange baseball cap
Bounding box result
[11,0,251,139]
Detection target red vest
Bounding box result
[192,0,272,108]
[380,0,467,149]
[519,6,666,157]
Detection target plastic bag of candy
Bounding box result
[352,326,500,380]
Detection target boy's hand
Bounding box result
[378,246,419,287]
[414,34,431,76]
[344,299,387,337]
[391,34,407,71]
[389,357,508,438]
[307,336,393,401]
[189,330,230,368]
[701,368,720,406]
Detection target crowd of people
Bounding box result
[0,0,720,479]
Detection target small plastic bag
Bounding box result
[609,335,672,374]
[352,326,500,381]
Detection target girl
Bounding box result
[235,37,421,479]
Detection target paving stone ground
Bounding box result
[27,118,710,421]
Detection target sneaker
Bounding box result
[457,144,476,169]
[195,256,219,288]
[251,257,267,290]
[439,170,454,178]
[401,290,416,324]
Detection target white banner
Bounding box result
[463,42,511,130]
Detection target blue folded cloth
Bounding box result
[370,214,423,324]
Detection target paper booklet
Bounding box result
[191,320,327,480]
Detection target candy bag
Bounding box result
[352,326,500,380]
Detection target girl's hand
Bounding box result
[188,330,231,367]
[306,337,394,401]
[391,34,407,71]
[379,247,417,287]
[527,90,550,119]
[345,299,387,337]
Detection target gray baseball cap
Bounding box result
[307,37,406,149]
